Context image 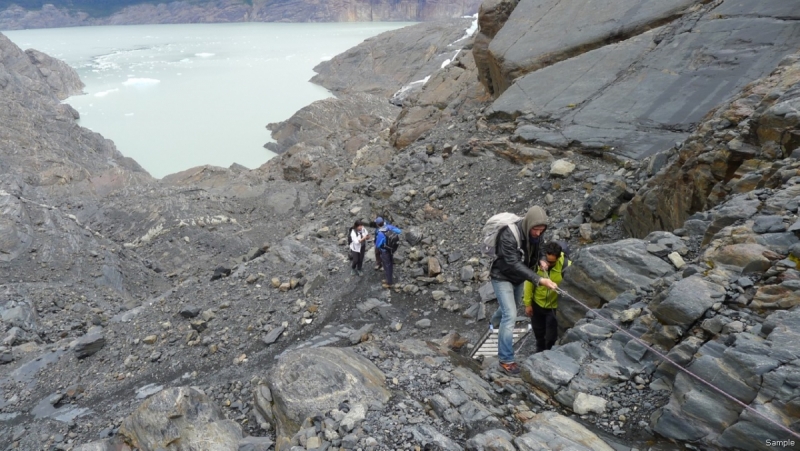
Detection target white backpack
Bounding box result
[481,213,522,259]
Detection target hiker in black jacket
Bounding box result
[490,206,558,375]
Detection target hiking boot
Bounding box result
[357,270,363,276]
[350,269,356,276]
[374,265,382,271]
[382,283,392,289]
[499,362,521,376]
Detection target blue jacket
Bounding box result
[375,224,401,251]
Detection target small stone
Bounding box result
[573,392,607,415]
[722,320,745,334]
[550,159,576,178]
[579,223,593,241]
[618,308,641,323]
[179,306,201,318]
[736,277,754,288]
[668,252,686,269]
[306,436,321,449]
[142,335,157,345]
[415,319,431,329]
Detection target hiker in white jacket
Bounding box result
[349,220,369,276]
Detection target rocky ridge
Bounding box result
[1,0,800,450]
[0,0,482,30]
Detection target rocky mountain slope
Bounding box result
[0,0,482,30]
[1,0,800,450]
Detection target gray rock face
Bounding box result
[583,177,629,221]
[120,387,242,450]
[559,239,674,327]
[512,125,569,148]
[486,0,696,94]
[520,350,580,394]
[23,49,84,100]
[650,276,726,327]
[0,0,482,30]
[752,215,786,234]
[515,412,615,451]
[488,0,800,160]
[260,347,389,445]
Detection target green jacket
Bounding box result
[523,252,570,309]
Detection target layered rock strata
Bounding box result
[624,52,800,238]
[480,0,800,160]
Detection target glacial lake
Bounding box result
[5,22,412,178]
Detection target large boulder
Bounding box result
[583,177,630,222]
[520,350,580,395]
[119,387,242,451]
[515,412,615,451]
[72,332,106,359]
[559,239,674,327]
[703,243,776,274]
[256,347,390,447]
[650,276,726,327]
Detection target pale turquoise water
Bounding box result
[5,23,411,178]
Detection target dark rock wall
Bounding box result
[480,0,800,161]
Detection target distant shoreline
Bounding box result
[0,0,480,31]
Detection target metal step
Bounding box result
[471,320,532,359]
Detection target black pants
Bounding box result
[531,303,558,352]
[380,249,394,285]
[350,249,365,270]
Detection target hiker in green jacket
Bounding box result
[523,241,571,352]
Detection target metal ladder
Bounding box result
[470,317,532,360]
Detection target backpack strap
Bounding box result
[507,224,522,250]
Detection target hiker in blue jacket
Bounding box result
[374,216,401,289]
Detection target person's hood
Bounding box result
[521,206,548,237]
[521,206,548,258]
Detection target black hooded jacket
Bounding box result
[489,222,544,286]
